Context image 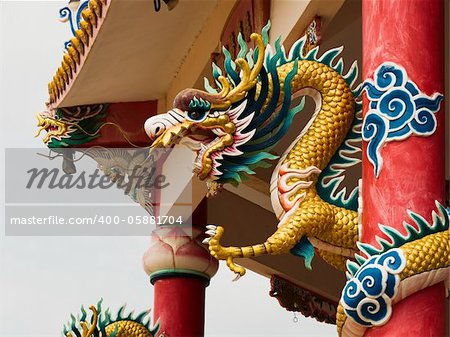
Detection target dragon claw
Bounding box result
[226,256,246,278]
[232,274,242,282]
[202,237,211,244]
[205,226,247,278]
[205,229,216,236]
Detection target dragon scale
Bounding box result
[104,321,154,337]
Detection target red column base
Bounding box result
[153,275,208,337]
[364,282,446,337]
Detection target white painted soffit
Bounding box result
[52,0,219,108]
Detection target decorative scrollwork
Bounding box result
[341,249,406,326]
[362,62,443,177]
[59,0,90,49]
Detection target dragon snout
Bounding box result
[144,109,187,143]
[144,116,170,142]
[144,119,165,141]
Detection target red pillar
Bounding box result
[152,276,208,337]
[143,201,218,337]
[362,0,445,336]
[143,226,218,337]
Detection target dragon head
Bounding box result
[146,33,265,184]
[36,104,108,148]
[36,109,69,145]
[145,89,253,183]
[145,28,305,193]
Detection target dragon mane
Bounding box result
[203,22,362,210]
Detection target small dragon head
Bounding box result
[36,109,69,145]
[146,30,303,194]
[36,105,108,148]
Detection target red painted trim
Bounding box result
[83,100,158,148]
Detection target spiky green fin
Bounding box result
[62,299,159,337]
[346,201,449,279]
[290,236,315,269]
[189,96,211,112]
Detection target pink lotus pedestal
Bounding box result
[143,226,218,337]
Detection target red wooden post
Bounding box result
[152,276,209,337]
[362,0,445,336]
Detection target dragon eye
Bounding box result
[186,96,211,122]
[186,110,207,122]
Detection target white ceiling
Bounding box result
[57,0,218,107]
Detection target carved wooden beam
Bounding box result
[269,275,337,324]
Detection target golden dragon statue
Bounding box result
[144,22,449,336]
[145,22,362,274]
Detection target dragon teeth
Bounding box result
[212,128,226,136]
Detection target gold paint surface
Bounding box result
[105,321,154,337]
[400,230,449,278]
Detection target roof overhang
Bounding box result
[48,0,231,108]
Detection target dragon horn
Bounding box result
[80,306,98,337]
[211,33,265,110]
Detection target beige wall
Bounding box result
[269,0,345,48]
